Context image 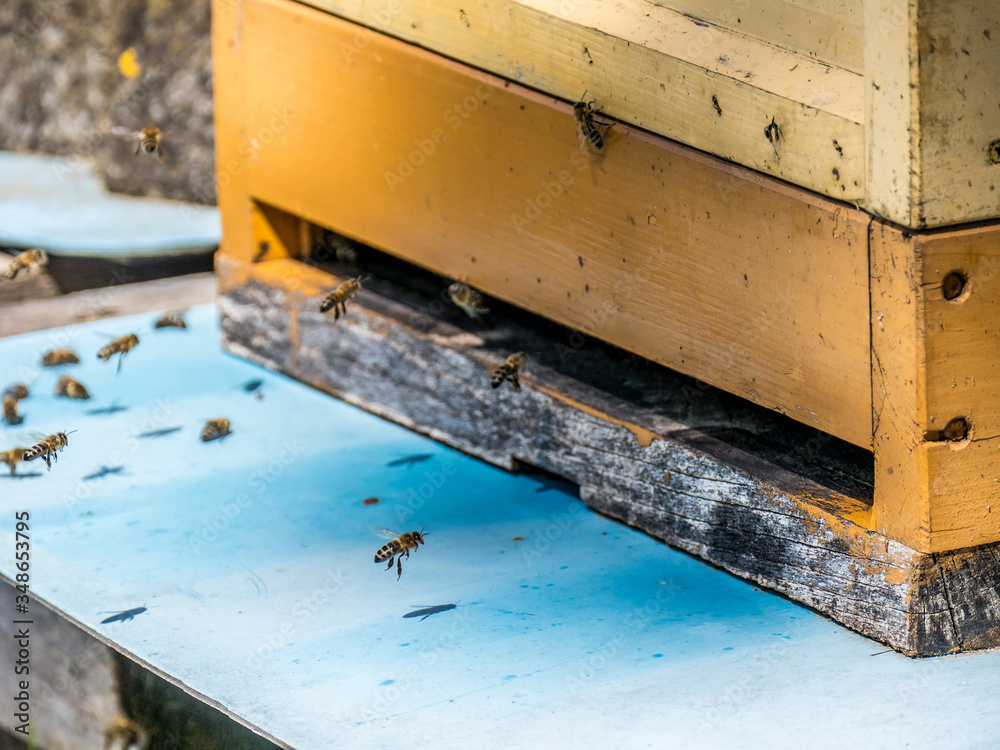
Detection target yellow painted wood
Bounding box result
[224,0,874,447]
[658,0,863,73]
[298,0,865,203]
[865,0,1000,228]
[211,0,253,261]
[871,222,929,551]
[872,221,1000,552]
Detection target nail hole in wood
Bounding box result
[942,270,968,302]
[988,139,1000,164]
[939,417,970,442]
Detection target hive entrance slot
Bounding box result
[510,458,582,499]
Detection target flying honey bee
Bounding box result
[2,395,22,426]
[320,276,365,320]
[200,418,231,442]
[55,375,91,400]
[372,526,427,580]
[153,310,187,329]
[113,125,166,159]
[42,348,80,367]
[573,91,612,152]
[4,384,28,400]
[448,281,490,319]
[23,430,75,470]
[97,334,139,374]
[490,352,528,391]
[4,249,48,281]
[0,448,27,476]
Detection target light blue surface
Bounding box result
[0,151,218,257]
[1,305,999,749]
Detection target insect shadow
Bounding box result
[403,603,458,621]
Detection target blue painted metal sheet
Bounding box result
[0,151,218,257]
[1,305,999,749]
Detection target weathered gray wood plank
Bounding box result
[217,254,1000,656]
[0,272,215,338]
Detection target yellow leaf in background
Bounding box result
[117,47,141,79]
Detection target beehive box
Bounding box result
[212,0,1000,655]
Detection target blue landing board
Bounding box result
[1,306,999,749]
[0,151,218,257]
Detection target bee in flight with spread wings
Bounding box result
[112,125,168,159]
[372,525,427,580]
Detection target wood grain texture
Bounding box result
[296,0,864,201]
[225,0,874,447]
[653,0,863,73]
[865,0,1000,228]
[871,220,1000,553]
[217,253,1000,655]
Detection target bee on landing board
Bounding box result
[200,418,231,442]
[573,91,612,153]
[490,352,528,391]
[113,125,166,159]
[0,448,27,476]
[2,394,22,425]
[23,430,75,470]
[448,281,490,319]
[4,249,48,281]
[42,348,80,367]
[153,310,187,329]
[4,384,28,400]
[372,526,427,580]
[97,334,139,374]
[320,276,365,320]
[55,375,90,400]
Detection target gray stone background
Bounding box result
[0,0,216,204]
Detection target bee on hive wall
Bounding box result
[372,526,426,580]
[573,92,612,153]
[41,349,80,367]
[97,334,140,374]
[4,249,48,281]
[448,281,490,319]
[490,352,528,391]
[320,276,365,320]
[55,375,90,400]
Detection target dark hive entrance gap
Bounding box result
[307,228,874,506]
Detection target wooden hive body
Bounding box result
[212,0,1000,655]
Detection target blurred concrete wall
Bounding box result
[0,0,216,204]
